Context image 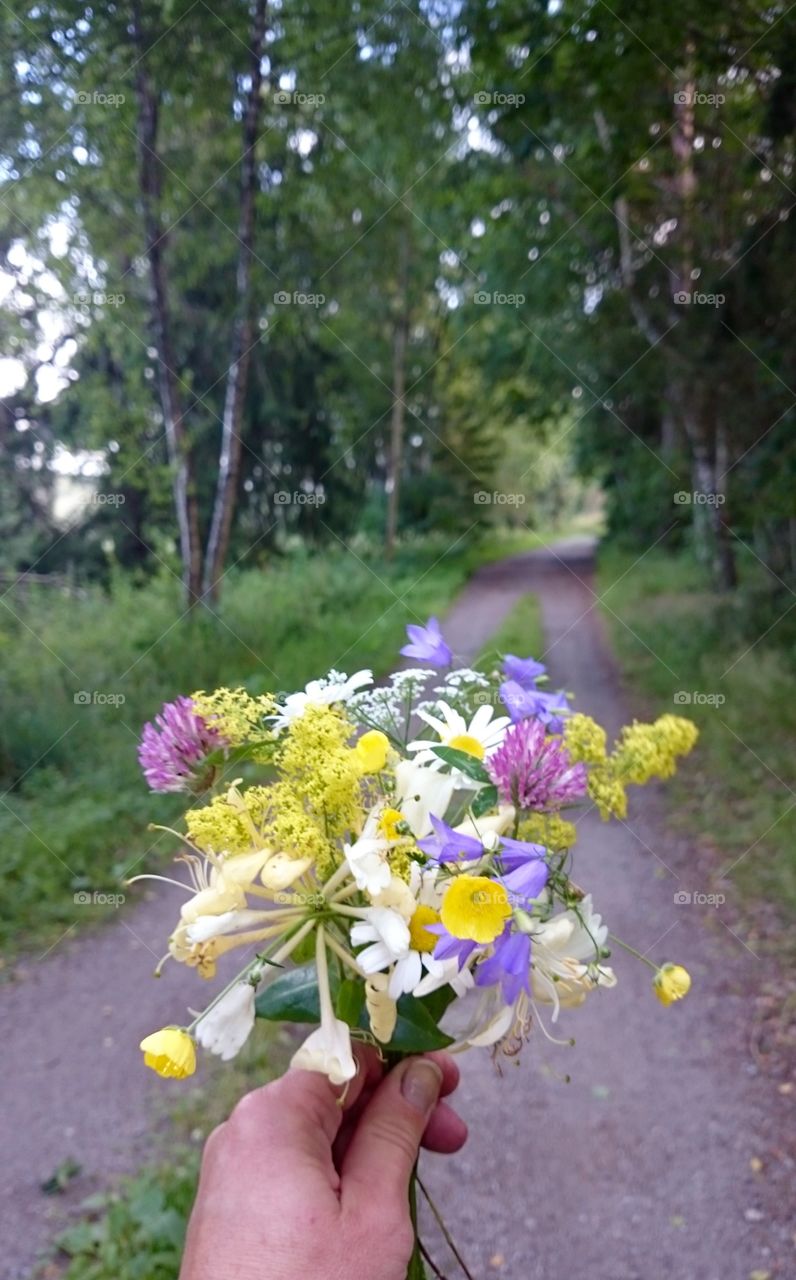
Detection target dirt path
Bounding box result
[1,539,790,1279]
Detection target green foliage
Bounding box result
[54,1166,194,1280]
[0,539,483,955]
[597,546,796,916]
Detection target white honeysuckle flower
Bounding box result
[258,851,315,891]
[531,896,616,1018]
[186,908,278,944]
[290,1015,357,1085]
[291,925,358,1085]
[365,973,398,1044]
[194,981,256,1061]
[344,834,392,896]
[394,758,455,837]
[406,700,510,774]
[351,907,411,974]
[217,848,272,885]
[179,877,247,924]
[272,669,373,731]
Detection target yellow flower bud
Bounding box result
[355,729,390,773]
[653,963,691,1007]
[140,1027,196,1079]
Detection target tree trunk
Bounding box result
[203,0,268,602]
[132,2,203,606]
[712,421,737,590]
[385,224,411,560]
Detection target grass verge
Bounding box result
[597,545,796,918]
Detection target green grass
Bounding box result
[43,1034,291,1280]
[596,545,796,918]
[475,592,545,670]
[0,538,487,957]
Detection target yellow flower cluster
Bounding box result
[613,715,699,784]
[563,713,607,764]
[276,705,362,840]
[587,766,628,820]
[518,812,578,851]
[582,713,698,820]
[191,686,276,747]
[186,785,271,854]
[262,780,335,866]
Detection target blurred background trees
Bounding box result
[0,0,794,598]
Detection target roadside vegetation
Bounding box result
[597,546,796,918]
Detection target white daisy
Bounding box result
[406,700,510,773]
[530,896,616,1018]
[272,668,372,731]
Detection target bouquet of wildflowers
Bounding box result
[134,617,696,1276]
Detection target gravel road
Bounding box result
[1,538,791,1280]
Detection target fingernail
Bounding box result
[401,1059,442,1114]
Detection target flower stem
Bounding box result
[416,1175,474,1280]
[406,1165,428,1280]
[608,932,659,972]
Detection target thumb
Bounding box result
[340,1057,443,1210]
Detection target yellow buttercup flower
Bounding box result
[441,874,511,943]
[653,963,692,1007]
[409,904,441,953]
[140,1027,196,1079]
[355,729,390,773]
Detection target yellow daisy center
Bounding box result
[440,874,511,944]
[409,904,441,953]
[447,733,485,760]
[379,807,405,841]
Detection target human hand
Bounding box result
[180,1046,467,1280]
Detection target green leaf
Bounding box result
[385,996,454,1052]
[255,963,337,1024]
[470,783,498,818]
[336,977,365,1027]
[417,985,458,1024]
[431,745,491,783]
